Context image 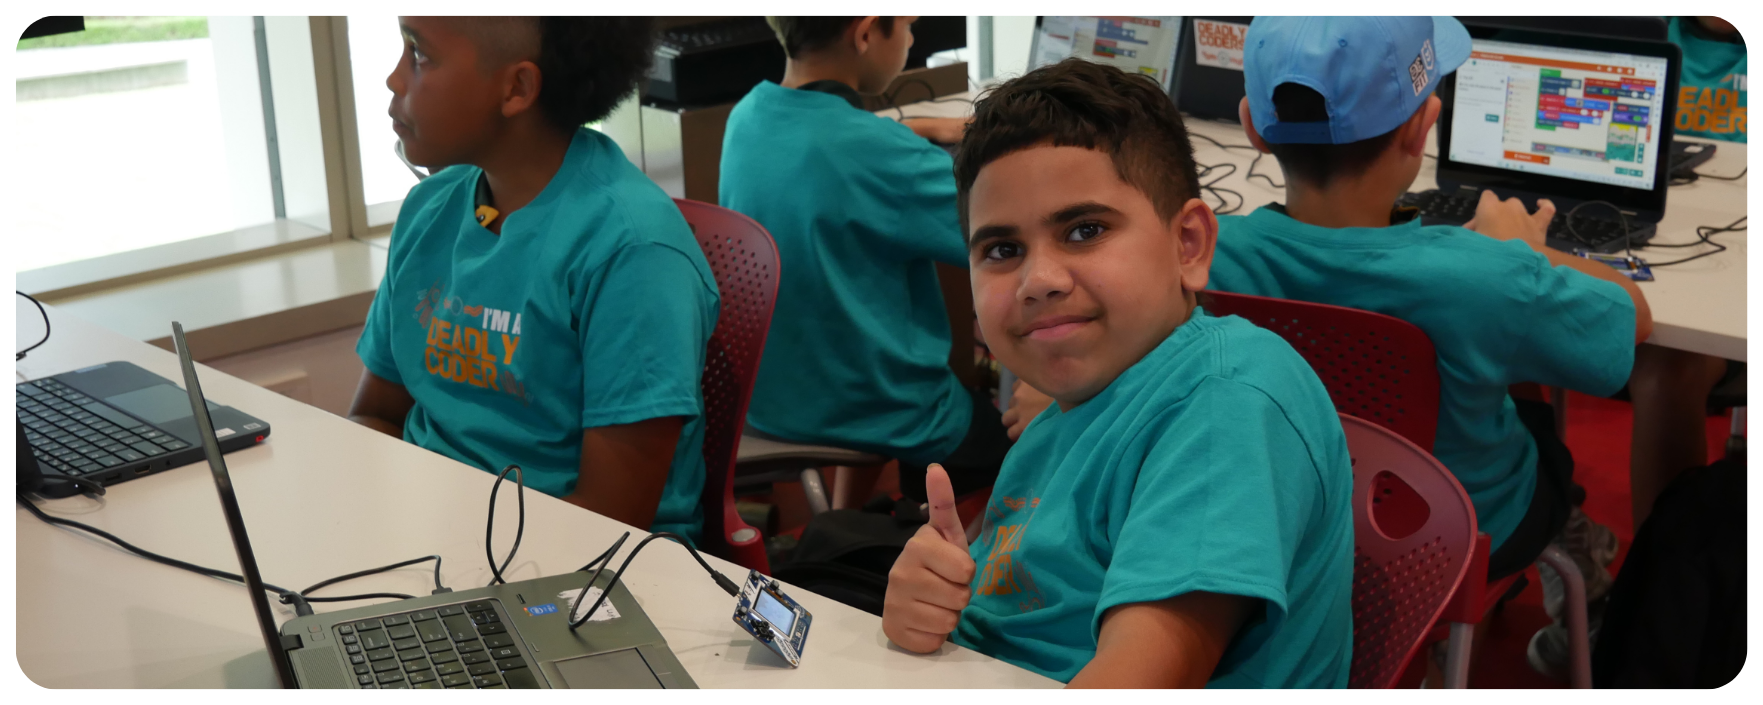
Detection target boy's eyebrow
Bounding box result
[1044,201,1119,225]
[968,223,1018,251]
[399,22,423,46]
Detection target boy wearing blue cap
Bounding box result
[720,17,1008,505]
[1210,16,1652,677]
[349,18,719,540]
[881,59,1354,688]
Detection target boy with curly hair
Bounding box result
[349,17,720,540]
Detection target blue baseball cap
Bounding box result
[1245,16,1472,144]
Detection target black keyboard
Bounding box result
[16,378,188,478]
[1398,189,1653,254]
[339,601,540,689]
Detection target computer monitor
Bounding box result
[1444,37,1673,191]
[907,16,967,69]
[1459,16,1669,41]
[1028,16,1183,91]
[1170,16,1252,122]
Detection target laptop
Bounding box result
[1399,28,1682,253]
[1027,16,1183,92]
[17,360,271,497]
[1170,16,1253,122]
[169,322,697,689]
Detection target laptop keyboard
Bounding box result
[339,601,540,689]
[16,378,188,479]
[1398,190,1640,253]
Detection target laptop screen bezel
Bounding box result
[1435,29,1682,218]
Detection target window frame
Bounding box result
[17,16,381,297]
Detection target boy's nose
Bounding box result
[1017,253,1073,303]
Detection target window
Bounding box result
[348,15,420,227]
[15,16,335,294]
[14,17,276,271]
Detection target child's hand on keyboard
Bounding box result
[1464,189,1554,251]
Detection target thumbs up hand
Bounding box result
[883,464,978,654]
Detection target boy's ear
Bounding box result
[850,16,884,54]
[1399,95,1442,158]
[1238,97,1272,154]
[1174,197,1219,294]
[499,60,543,119]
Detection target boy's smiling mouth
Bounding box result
[1018,314,1098,341]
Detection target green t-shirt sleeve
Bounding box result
[1095,377,1324,650]
[1503,258,1637,396]
[575,242,713,429]
[884,136,970,267]
[356,269,403,385]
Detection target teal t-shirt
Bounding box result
[719,80,971,464]
[1669,17,1747,143]
[950,312,1354,687]
[358,128,720,540]
[1208,205,1636,550]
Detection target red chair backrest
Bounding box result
[677,198,778,574]
[1339,413,1477,689]
[1206,291,1442,452]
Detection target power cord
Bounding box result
[18,491,450,617]
[1672,166,1747,186]
[886,77,975,121]
[567,531,740,631]
[485,465,525,586]
[1638,216,1745,268]
[1188,132,1285,190]
[16,291,50,361]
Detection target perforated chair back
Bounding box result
[677,198,779,573]
[1206,291,1442,451]
[1339,413,1478,689]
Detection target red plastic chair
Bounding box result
[678,198,779,574]
[1205,291,1441,451]
[1340,413,1477,689]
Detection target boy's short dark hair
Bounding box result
[533,17,656,130]
[765,17,895,59]
[1262,83,1401,188]
[954,58,1202,231]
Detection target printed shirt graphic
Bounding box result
[1209,206,1635,550]
[951,313,1356,687]
[358,128,720,540]
[1669,17,1747,143]
[719,81,973,464]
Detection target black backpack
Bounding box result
[1591,457,1745,687]
[769,497,928,616]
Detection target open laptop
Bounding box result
[170,322,696,689]
[17,360,270,497]
[1399,28,1682,253]
[1028,16,1183,92]
[1170,16,1252,122]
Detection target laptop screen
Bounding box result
[1447,38,1671,191]
[1029,16,1182,91]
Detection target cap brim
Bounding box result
[1432,16,1472,74]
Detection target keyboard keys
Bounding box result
[399,648,428,662]
[426,640,454,654]
[488,646,520,661]
[470,611,499,625]
[130,441,166,456]
[434,662,464,676]
[381,681,410,689]
[464,600,496,613]
[436,606,465,617]
[417,620,449,643]
[394,637,422,651]
[382,615,410,627]
[408,671,438,684]
[455,641,484,654]
[443,616,478,642]
[483,634,515,649]
[466,662,498,677]
[411,680,444,689]
[346,645,362,656]
[366,647,395,661]
[341,634,358,646]
[115,449,146,462]
[440,672,473,688]
[411,610,437,622]
[95,455,124,468]
[472,673,503,688]
[431,651,460,664]
[372,660,402,673]
[502,668,541,689]
[387,624,417,640]
[460,652,491,666]
[403,660,432,673]
[376,671,405,685]
[359,631,392,650]
[338,624,355,635]
[357,674,375,686]
[159,439,190,451]
[496,658,526,671]
[476,622,507,636]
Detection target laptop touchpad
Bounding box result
[105,384,216,425]
[553,649,663,689]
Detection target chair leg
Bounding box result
[1549,385,1569,438]
[1729,407,1746,458]
[800,467,831,516]
[1538,545,1592,688]
[1444,622,1474,688]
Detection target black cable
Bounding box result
[1562,200,1633,255]
[1188,132,1285,190]
[20,491,434,612]
[1639,216,1745,268]
[568,531,740,631]
[302,555,444,597]
[1696,166,1746,181]
[16,291,50,361]
[486,464,525,586]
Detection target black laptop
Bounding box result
[16,360,270,496]
[1399,28,1682,253]
[168,322,696,689]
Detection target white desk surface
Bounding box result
[13,304,1059,689]
[895,93,1748,362]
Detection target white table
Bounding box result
[895,94,1748,362]
[13,304,1059,689]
